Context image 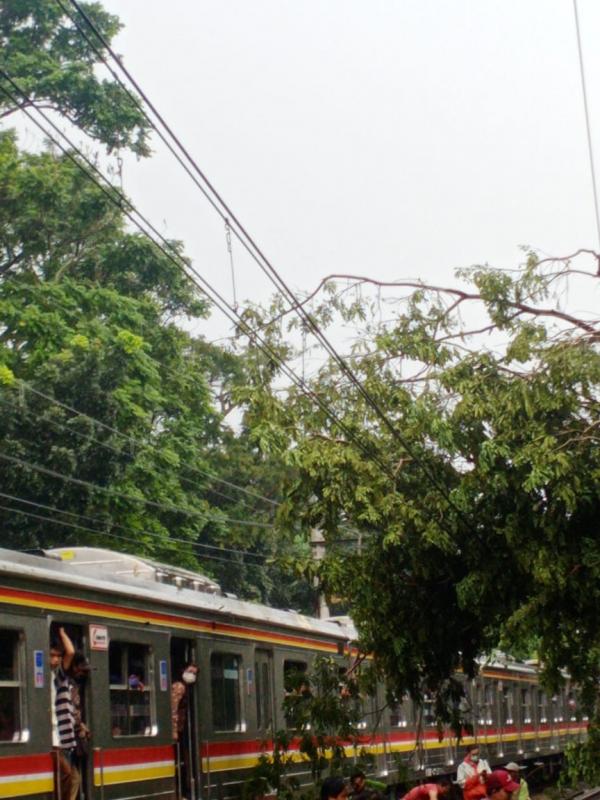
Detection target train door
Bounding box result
[254,649,274,735]
[171,637,200,800]
[49,621,90,800]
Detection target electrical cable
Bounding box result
[0,451,274,529]
[0,491,268,562]
[0,72,396,483]
[62,2,473,530]
[0,502,270,569]
[16,383,280,507]
[1,389,274,511]
[573,0,600,251]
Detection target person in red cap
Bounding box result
[402,778,452,800]
[484,770,520,800]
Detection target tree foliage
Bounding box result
[239,253,600,749]
[0,0,150,154]
[0,0,311,610]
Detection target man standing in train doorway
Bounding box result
[172,663,199,800]
[50,627,80,800]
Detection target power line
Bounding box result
[0,73,396,483]
[0,502,270,569]
[62,3,472,530]
[573,0,600,251]
[0,491,268,562]
[0,451,274,529]
[2,386,278,510]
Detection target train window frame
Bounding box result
[255,650,274,733]
[109,641,156,738]
[389,695,410,729]
[283,660,309,730]
[520,686,532,725]
[0,628,27,745]
[210,652,245,733]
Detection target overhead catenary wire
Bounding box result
[0,72,396,483]
[1,387,277,511]
[0,503,269,569]
[0,491,269,563]
[0,451,274,530]
[573,0,600,251]
[17,383,279,508]
[62,2,475,531]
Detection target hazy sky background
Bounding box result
[32,0,600,348]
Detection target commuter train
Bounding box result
[0,547,587,800]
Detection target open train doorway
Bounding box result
[49,621,91,800]
[171,637,199,800]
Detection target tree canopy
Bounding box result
[0,0,150,154]
[239,254,600,733]
[0,1,311,612]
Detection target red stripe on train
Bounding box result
[0,753,53,776]
[200,720,589,759]
[93,745,175,767]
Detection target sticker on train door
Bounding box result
[90,624,109,651]
[34,650,44,688]
[160,659,168,691]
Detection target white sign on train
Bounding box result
[90,624,109,651]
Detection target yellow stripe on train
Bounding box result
[200,727,586,773]
[93,762,175,787]
[0,776,54,799]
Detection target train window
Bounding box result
[422,694,436,727]
[255,652,273,731]
[477,682,493,725]
[551,694,563,723]
[109,642,155,737]
[501,686,514,725]
[520,687,532,724]
[283,660,307,693]
[211,653,243,732]
[0,630,24,743]
[537,689,547,724]
[283,660,308,729]
[390,697,409,728]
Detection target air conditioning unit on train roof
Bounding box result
[44,547,223,595]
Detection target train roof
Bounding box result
[0,546,357,642]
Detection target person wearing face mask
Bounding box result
[457,744,491,800]
[171,663,198,800]
[171,664,198,742]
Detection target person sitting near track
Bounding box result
[350,768,385,800]
[484,770,520,800]
[402,777,452,800]
[457,744,490,800]
[321,776,350,800]
[503,764,529,800]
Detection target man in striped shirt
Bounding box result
[50,627,80,800]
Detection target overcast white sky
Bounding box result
[50,1,600,344]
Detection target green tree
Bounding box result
[0,0,150,154]
[238,253,600,758]
[0,0,315,609]
[0,129,311,607]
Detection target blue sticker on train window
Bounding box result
[159,659,168,691]
[246,667,253,693]
[34,650,44,688]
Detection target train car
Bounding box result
[0,547,587,800]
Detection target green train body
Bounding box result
[0,547,587,800]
